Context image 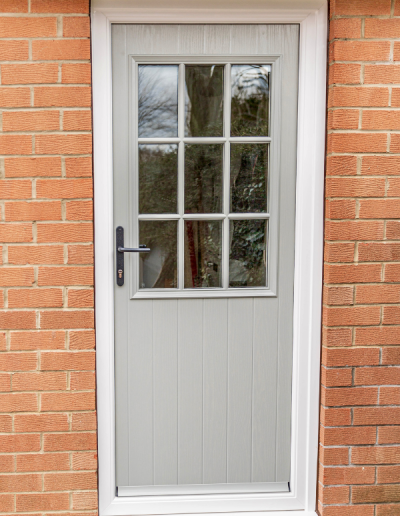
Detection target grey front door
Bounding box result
[112,23,299,496]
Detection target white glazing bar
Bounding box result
[178,63,185,291]
[222,63,231,290]
[183,137,227,143]
[183,213,225,220]
[138,138,181,144]
[138,214,181,220]
[230,137,271,143]
[228,213,270,220]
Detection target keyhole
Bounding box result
[118,269,123,279]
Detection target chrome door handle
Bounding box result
[116,226,150,287]
[118,245,150,253]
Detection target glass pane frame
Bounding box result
[129,55,281,299]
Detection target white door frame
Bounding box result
[91,1,327,515]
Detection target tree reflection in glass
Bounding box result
[138,65,178,137]
[231,65,270,137]
[139,144,178,214]
[184,144,223,214]
[139,221,178,289]
[184,221,222,288]
[185,65,224,137]
[230,143,268,213]
[229,220,267,287]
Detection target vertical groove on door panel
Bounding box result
[230,25,259,55]
[227,298,253,483]
[178,299,203,484]
[151,25,180,54]
[179,25,205,55]
[204,25,231,54]
[252,297,278,482]
[203,299,228,484]
[128,300,154,486]
[153,300,178,485]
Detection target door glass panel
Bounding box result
[184,220,222,288]
[139,144,178,214]
[229,219,267,287]
[139,220,178,289]
[184,144,223,214]
[231,65,270,137]
[138,65,178,137]
[230,143,268,213]
[185,65,224,137]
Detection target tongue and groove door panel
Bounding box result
[112,24,299,494]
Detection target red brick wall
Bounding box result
[0,0,97,514]
[319,0,400,514]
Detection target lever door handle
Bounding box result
[116,226,150,286]
[118,245,150,253]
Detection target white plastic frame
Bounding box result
[92,1,327,515]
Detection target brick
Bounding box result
[0,223,32,243]
[10,331,65,351]
[34,87,91,108]
[0,0,28,13]
[70,371,95,390]
[0,311,36,329]
[8,288,63,308]
[385,264,400,282]
[363,110,400,130]
[0,180,31,200]
[38,223,93,242]
[319,445,349,465]
[365,65,400,85]
[44,471,97,491]
[8,245,64,265]
[331,0,391,16]
[0,17,56,38]
[31,0,89,13]
[362,156,400,176]
[62,63,91,84]
[0,373,10,391]
[0,494,13,512]
[321,466,375,485]
[330,18,362,40]
[63,111,91,132]
[3,111,59,132]
[0,434,40,452]
[357,328,400,348]
[0,474,41,493]
[377,505,400,515]
[359,200,400,220]
[388,178,400,196]
[322,505,374,515]
[0,352,37,371]
[394,43,400,62]
[329,63,362,85]
[41,351,95,371]
[326,177,385,198]
[68,244,93,264]
[322,328,353,348]
[324,264,382,284]
[328,87,389,108]
[72,452,97,471]
[323,306,380,327]
[68,289,94,308]
[321,386,378,406]
[327,109,359,130]
[379,427,400,444]
[66,200,93,221]
[0,332,5,351]
[324,243,355,263]
[44,432,96,452]
[383,347,400,364]
[13,372,66,391]
[37,178,92,199]
[352,485,400,504]
[390,135,400,153]
[384,306,400,325]
[0,135,31,155]
[5,201,62,221]
[323,286,353,306]
[72,491,98,510]
[355,367,400,386]
[391,88,400,107]
[0,40,29,61]
[395,0,400,15]
[5,157,61,178]
[35,134,92,155]
[38,266,93,285]
[366,19,400,38]
[69,330,95,350]
[328,133,387,153]
[0,455,14,472]
[0,415,12,432]
[325,221,384,241]
[63,16,90,37]
[326,199,356,219]
[0,87,30,107]
[356,285,400,304]
[0,268,34,286]
[41,391,95,411]
[40,310,94,329]
[16,493,69,512]
[323,348,380,367]
[354,407,400,425]
[387,222,400,240]
[17,453,69,472]
[71,412,97,431]
[65,157,92,177]
[321,426,376,445]
[14,413,68,433]
[33,39,90,61]
[380,387,400,405]
[330,41,390,62]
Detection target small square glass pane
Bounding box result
[185,65,224,137]
[138,65,178,138]
[184,144,223,214]
[229,219,267,287]
[230,143,268,213]
[139,144,178,214]
[231,65,270,137]
[184,220,222,288]
[139,221,178,289]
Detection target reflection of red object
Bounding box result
[186,221,198,287]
